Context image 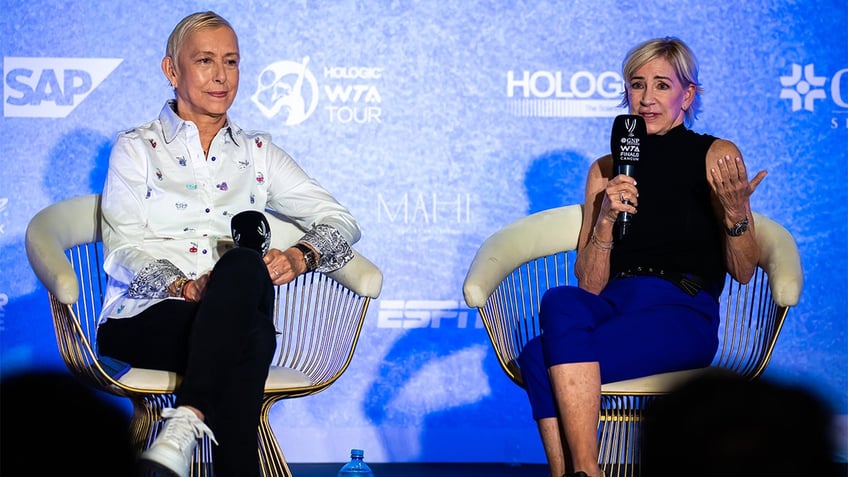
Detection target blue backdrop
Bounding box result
[2,0,846,464]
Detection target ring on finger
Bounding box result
[620,192,626,203]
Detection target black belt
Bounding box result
[614,267,716,298]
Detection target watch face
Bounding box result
[729,218,749,237]
[294,243,318,270]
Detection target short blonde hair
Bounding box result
[619,37,703,127]
[165,11,234,68]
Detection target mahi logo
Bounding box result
[4,57,123,118]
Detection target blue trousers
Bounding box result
[98,247,277,477]
[517,275,720,420]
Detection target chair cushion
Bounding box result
[115,365,312,392]
[265,366,312,388]
[117,368,181,391]
[601,367,712,394]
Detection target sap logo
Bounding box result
[4,57,122,118]
[378,300,482,329]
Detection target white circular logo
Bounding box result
[250,57,319,126]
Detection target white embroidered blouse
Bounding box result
[99,101,360,323]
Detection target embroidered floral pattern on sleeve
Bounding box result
[127,259,187,299]
[301,224,353,273]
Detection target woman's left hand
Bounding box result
[183,272,210,302]
[263,247,307,284]
[710,155,767,220]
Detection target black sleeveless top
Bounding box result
[609,124,727,291]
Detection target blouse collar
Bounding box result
[159,100,240,147]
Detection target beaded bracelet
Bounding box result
[590,230,614,251]
[181,280,194,300]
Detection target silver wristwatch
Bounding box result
[726,217,749,237]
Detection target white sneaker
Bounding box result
[139,407,218,477]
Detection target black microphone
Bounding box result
[231,210,271,256]
[610,114,647,239]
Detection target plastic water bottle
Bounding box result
[337,448,374,477]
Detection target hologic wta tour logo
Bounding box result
[779,63,848,113]
[251,56,383,127]
[251,57,319,126]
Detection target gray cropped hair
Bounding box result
[165,11,234,68]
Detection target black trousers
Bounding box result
[98,247,277,477]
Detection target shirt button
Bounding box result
[202,249,208,254]
[205,208,211,213]
[210,156,217,161]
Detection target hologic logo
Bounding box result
[779,63,848,112]
[4,57,122,118]
[250,56,319,126]
[506,69,624,118]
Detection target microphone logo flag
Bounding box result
[625,117,638,136]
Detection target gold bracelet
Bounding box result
[169,277,189,298]
[590,231,614,251]
[181,279,194,300]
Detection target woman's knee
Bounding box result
[217,247,265,274]
[211,248,272,294]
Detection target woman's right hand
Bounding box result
[599,174,639,227]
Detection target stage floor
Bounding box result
[289,462,550,477]
[289,462,848,477]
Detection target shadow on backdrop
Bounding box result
[524,149,588,214]
[362,149,589,462]
[1,128,111,378]
[363,325,508,461]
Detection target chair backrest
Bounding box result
[26,194,111,389]
[25,193,383,390]
[463,204,803,387]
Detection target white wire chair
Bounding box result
[26,193,383,477]
[463,204,802,477]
